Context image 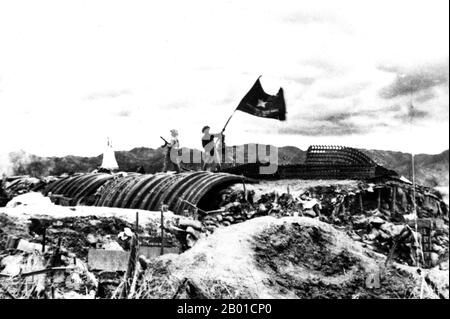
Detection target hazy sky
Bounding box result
[0,0,448,157]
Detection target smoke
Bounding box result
[0,153,12,176]
[0,150,33,177]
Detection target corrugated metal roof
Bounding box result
[44,171,251,212]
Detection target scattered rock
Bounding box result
[439,259,449,271]
[380,223,404,238]
[86,234,98,245]
[430,252,440,267]
[102,241,123,251]
[303,210,317,218]
[186,234,197,248]
[352,215,369,229]
[65,272,83,290]
[178,219,202,230]
[369,216,385,226]
[0,254,24,276]
[185,226,200,239]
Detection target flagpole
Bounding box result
[221,76,262,133]
[218,107,238,167]
[407,78,425,297]
[221,108,238,133]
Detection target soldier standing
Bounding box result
[201,126,223,171]
[162,129,181,173]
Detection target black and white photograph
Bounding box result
[0,0,448,306]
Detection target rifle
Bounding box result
[160,136,169,148]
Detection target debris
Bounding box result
[131,216,439,299]
[1,255,24,276]
[16,239,48,253]
[0,175,447,299]
[178,219,202,231]
[15,266,76,278]
[121,232,139,298]
[87,249,129,272]
[102,240,124,251]
[369,216,386,226]
[86,234,98,245]
[4,236,20,250]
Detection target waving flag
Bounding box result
[236,77,286,121]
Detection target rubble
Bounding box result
[1,176,58,206]
[0,177,448,299]
[188,180,449,269]
[130,217,447,299]
[0,198,199,299]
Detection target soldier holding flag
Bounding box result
[199,77,286,172]
[220,76,286,136]
[201,126,223,172]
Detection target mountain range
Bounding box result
[5,146,449,188]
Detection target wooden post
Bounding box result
[427,228,432,265]
[359,192,364,213]
[242,178,247,202]
[391,186,396,214]
[244,144,248,164]
[122,233,138,298]
[221,134,226,166]
[193,208,198,221]
[135,211,139,234]
[160,205,166,256]
[54,237,62,265]
[42,228,46,253]
[377,188,381,210]
[330,205,336,220]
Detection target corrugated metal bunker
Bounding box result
[44,171,253,213]
[43,145,399,213]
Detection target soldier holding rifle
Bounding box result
[161,129,181,173]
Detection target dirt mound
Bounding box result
[254,223,360,277]
[199,179,448,269]
[132,216,444,299]
[253,221,414,298]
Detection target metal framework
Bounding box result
[305,145,376,166]
[223,145,394,180]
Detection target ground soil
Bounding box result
[132,216,447,299]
